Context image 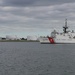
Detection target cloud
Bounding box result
[1,0,75,6]
[0,3,75,27]
[0,0,75,37]
[1,3,75,28]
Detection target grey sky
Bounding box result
[0,0,75,37]
[2,0,75,6]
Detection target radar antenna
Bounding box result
[63,19,68,33]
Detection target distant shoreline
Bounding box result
[0,40,39,42]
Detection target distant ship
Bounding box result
[39,19,75,44]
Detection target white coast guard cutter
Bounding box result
[39,19,75,44]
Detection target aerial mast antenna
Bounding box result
[63,19,68,33]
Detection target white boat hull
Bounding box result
[55,39,75,44]
[39,37,75,44]
[39,37,50,44]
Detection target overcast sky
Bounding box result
[0,0,75,37]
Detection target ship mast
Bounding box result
[63,19,68,33]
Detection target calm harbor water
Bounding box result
[0,42,75,75]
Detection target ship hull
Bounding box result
[39,37,75,44]
[39,37,50,44]
[39,37,55,44]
